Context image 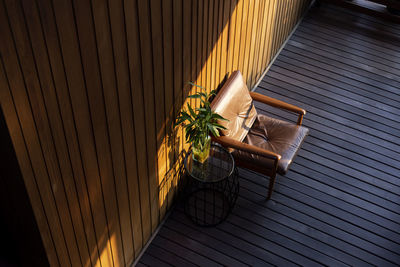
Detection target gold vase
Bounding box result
[192,136,211,163]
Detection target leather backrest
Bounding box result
[211,70,257,142]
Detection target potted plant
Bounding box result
[176,83,228,163]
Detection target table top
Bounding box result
[184,144,235,183]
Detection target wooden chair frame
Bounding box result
[212,91,306,199]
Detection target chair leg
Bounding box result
[267,173,277,200]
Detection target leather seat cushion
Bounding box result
[211,70,257,142]
[232,114,309,175]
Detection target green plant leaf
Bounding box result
[187,94,201,99]
[207,123,222,137]
[187,103,196,118]
[211,113,228,121]
[176,82,230,144]
[214,123,227,130]
[188,82,206,90]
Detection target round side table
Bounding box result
[184,144,239,226]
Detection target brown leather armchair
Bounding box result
[211,70,309,199]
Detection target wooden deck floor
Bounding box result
[138,3,400,266]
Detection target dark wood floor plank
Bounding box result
[164,217,270,266]
[306,8,400,52]
[288,164,400,236]
[239,170,400,260]
[276,52,400,103]
[298,31,400,74]
[256,105,400,208]
[145,244,198,267]
[298,148,400,197]
[226,210,344,266]
[272,60,400,113]
[299,21,400,62]
[260,77,400,134]
[215,219,317,266]
[239,175,399,267]
[234,196,368,266]
[138,3,400,266]
[283,42,400,90]
[233,198,357,266]
[313,5,400,44]
[139,253,172,267]
[256,99,400,171]
[278,177,400,254]
[255,101,400,162]
[301,143,400,190]
[238,181,392,266]
[279,49,400,99]
[269,64,400,121]
[293,44,400,87]
[174,200,327,266]
[327,3,400,33]
[151,235,221,267]
[304,136,400,179]
[158,226,247,267]
[171,210,284,266]
[292,31,400,75]
[257,86,400,153]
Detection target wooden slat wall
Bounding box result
[0,0,310,266]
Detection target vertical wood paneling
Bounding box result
[0,1,73,265]
[215,0,224,87]
[220,0,231,82]
[149,0,167,222]
[37,0,105,265]
[191,0,198,112]
[137,0,159,236]
[201,0,208,89]
[172,0,184,208]
[255,0,269,82]
[210,0,219,91]
[21,0,92,264]
[239,0,249,74]
[0,56,60,267]
[243,0,256,87]
[12,0,86,261]
[196,0,204,108]
[160,0,175,211]
[182,0,192,154]
[92,0,134,264]
[0,0,310,266]
[227,0,238,72]
[205,0,213,92]
[72,0,125,265]
[108,0,142,259]
[50,0,109,265]
[125,0,152,247]
[248,0,260,86]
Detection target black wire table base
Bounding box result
[184,167,239,226]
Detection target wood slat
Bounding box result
[108,0,143,258]
[0,55,60,267]
[21,0,92,265]
[0,1,74,265]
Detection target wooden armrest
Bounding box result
[211,135,281,161]
[250,91,306,115]
[250,91,306,125]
